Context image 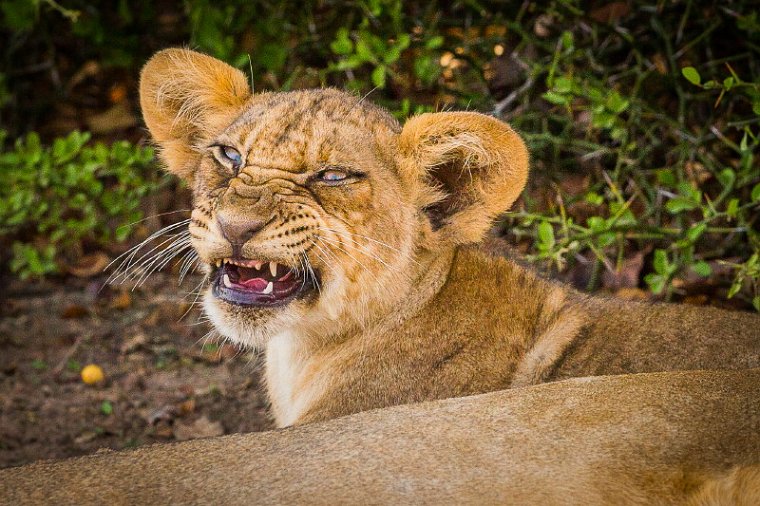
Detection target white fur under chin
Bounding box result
[202,289,330,426]
[202,290,284,349]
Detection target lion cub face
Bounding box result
[140,49,528,348]
[187,90,418,347]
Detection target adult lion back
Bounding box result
[2,370,759,505]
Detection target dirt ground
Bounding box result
[0,271,272,469]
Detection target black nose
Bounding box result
[217,212,265,245]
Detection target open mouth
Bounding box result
[211,259,314,307]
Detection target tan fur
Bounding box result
[2,370,759,505]
[137,48,760,427]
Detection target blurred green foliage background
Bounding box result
[0,0,758,309]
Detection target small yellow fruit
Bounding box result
[81,364,105,385]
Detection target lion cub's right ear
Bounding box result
[139,48,251,180]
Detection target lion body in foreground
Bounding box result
[2,370,760,505]
[138,48,760,427]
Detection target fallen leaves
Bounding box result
[60,304,89,319]
[173,416,224,441]
[85,102,139,134]
[65,252,110,278]
[119,332,148,355]
[589,2,631,24]
[110,291,133,310]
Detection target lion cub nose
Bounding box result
[217,212,265,245]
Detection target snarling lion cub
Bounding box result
[140,48,760,427]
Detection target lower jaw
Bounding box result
[210,275,313,308]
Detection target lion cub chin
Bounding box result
[139,48,760,427]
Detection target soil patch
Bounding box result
[0,272,272,468]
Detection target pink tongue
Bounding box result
[238,277,268,291]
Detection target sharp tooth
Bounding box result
[215,260,220,268]
[262,281,273,295]
[253,261,263,270]
[223,274,233,288]
[269,262,277,277]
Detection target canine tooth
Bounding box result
[269,262,277,277]
[253,261,263,270]
[262,281,274,295]
[223,274,233,288]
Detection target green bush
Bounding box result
[0,1,758,308]
[0,130,160,278]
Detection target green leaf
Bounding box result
[653,249,669,275]
[692,261,712,277]
[1,0,39,31]
[31,358,47,371]
[355,35,376,63]
[666,198,698,214]
[726,198,740,218]
[553,76,573,94]
[591,111,615,129]
[606,92,629,114]
[425,35,444,49]
[584,192,604,206]
[332,54,364,71]
[597,232,615,248]
[330,28,353,55]
[66,359,81,373]
[100,400,113,416]
[259,43,288,72]
[644,273,667,294]
[716,168,735,188]
[681,67,701,86]
[413,55,440,86]
[656,169,677,187]
[686,223,707,243]
[751,183,760,203]
[586,216,605,232]
[371,65,387,88]
[537,221,555,248]
[560,31,574,50]
[383,34,410,64]
[542,91,570,106]
[723,76,734,90]
[740,132,749,152]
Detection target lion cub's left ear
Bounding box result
[399,112,529,245]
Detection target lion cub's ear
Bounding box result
[398,112,529,245]
[139,48,251,180]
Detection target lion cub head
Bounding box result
[139,48,528,348]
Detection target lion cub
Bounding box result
[140,49,760,426]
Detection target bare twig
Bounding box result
[492,76,535,116]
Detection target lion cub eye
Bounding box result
[212,145,243,172]
[318,169,348,183]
